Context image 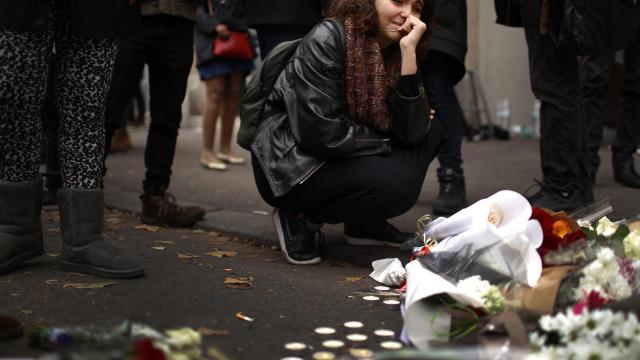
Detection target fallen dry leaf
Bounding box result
[151,246,166,251]
[67,272,89,277]
[234,312,255,322]
[134,224,160,232]
[192,229,206,234]
[155,240,174,244]
[45,279,59,285]
[223,268,233,272]
[207,346,232,360]
[63,282,115,289]
[208,230,221,237]
[224,277,253,289]
[197,327,230,336]
[177,253,203,259]
[344,276,366,283]
[205,250,238,258]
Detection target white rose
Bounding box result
[596,217,619,237]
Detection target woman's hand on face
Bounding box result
[399,15,426,51]
[216,24,230,39]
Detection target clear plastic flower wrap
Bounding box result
[412,190,543,287]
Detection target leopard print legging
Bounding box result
[0,1,117,189]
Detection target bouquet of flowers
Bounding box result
[527,308,640,359]
[399,191,543,349]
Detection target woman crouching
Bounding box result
[250,0,443,264]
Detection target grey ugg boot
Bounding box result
[0,179,44,275]
[57,189,144,279]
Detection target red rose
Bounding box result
[134,339,166,360]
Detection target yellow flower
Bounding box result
[552,219,572,238]
[623,229,640,260]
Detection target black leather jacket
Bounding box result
[251,19,432,198]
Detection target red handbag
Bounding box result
[213,31,254,61]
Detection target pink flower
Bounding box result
[572,290,607,315]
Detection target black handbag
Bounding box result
[558,0,640,54]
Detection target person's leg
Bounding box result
[421,50,466,214]
[140,15,205,227]
[53,3,143,278]
[522,0,584,211]
[218,71,245,164]
[200,75,227,170]
[0,23,52,275]
[578,53,611,201]
[612,36,640,188]
[143,16,193,195]
[103,33,146,161]
[257,120,444,224]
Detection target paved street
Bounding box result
[1,125,639,358]
[1,208,405,359]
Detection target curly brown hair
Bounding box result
[325,0,436,55]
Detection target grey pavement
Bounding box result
[104,124,640,242]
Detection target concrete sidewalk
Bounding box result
[104,125,640,245]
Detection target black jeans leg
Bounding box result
[253,121,444,225]
[522,0,583,192]
[104,32,146,160]
[612,34,640,164]
[143,16,194,195]
[579,54,611,183]
[421,50,465,175]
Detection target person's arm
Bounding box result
[282,22,390,159]
[194,5,218,36]
[391,14,432,145]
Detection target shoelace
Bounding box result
[157,192,185,218]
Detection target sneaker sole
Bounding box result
[0,247,44,275]
[343,235,402,248]
[273,210,321,265]
[56,259,145,279]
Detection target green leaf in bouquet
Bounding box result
[580,228,598,241]
[610,225,630,257]
[553,269,583,312]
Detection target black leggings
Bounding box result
[0,1,117,188]
[253,121,444,225]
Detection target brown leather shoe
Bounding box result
[141,192,205,227]
[0,315,22,341]
[109,128,133,153]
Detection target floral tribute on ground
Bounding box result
[369,192,640,358]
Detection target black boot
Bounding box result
[613,160,640,188]
[57,189,144,278]
[0,179,44,275]
[432,167,466,215]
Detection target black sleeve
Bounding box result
[390,74,431,145]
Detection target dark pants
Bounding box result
[421,50,465,176]
[580,39,640,181]
[254,25,311,59]
[104,15,193,195]
[252,122,444,225]
[522,0,585,192]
